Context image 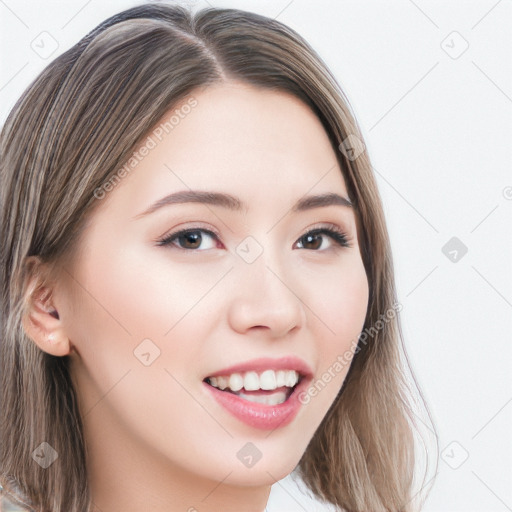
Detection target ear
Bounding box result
[21,256,74,357]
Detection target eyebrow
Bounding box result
[133,190,352,219]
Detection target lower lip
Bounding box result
[203,378,309,431]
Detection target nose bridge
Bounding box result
[228,240,306,336]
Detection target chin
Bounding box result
[218,450,303,487]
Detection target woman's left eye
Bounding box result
[294,226,351,251]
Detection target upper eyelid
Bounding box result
[157,222,351,248]
[156,223,220,243]
[158,222,348,237]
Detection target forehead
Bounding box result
[107,81,349,215]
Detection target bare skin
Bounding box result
[23,81,369,512]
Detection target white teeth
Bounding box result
[286,370,298,387]
[276,370,286,387]
[237,390,287,405]
[228,373,244,392]
[260,369,277,390]
[243,371,260,391]
[216,376,228,390]
[207,369,300,392]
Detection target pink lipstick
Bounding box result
[203,356,313,431]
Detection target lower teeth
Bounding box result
[235,390,288,406]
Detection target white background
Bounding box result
[1,1,511,511]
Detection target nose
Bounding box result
[227,252,306,338]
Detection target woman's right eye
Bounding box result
[157,229,220,250]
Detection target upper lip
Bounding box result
[204,356,314,380]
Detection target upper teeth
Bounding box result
[208,369,300,392]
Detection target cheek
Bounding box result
[300,257,368,406]
[64,242,222,398]
[310,255,369,344]
[63,249,214,451]
[68,236,225,343]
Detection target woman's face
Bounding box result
[59,82,368,491]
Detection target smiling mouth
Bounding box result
[204,369,302,406]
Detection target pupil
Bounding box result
[181,231,201,249]
[304,233,321,250]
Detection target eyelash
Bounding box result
[156,223,351,251]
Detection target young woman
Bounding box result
[0,4,435,511]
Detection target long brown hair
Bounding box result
[0,4,437,511]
